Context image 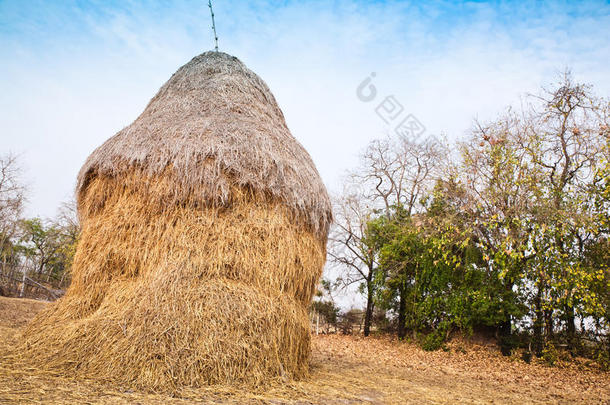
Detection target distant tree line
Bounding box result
[326,73,609,367]
[0,154,78,299]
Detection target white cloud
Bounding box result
[0,0,608,223]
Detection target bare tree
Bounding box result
[53,199,79,236]
[328,189,378,336]
[353,136,446,216]
[329,135,446,336]
[0,153,26,286]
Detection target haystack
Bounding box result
[20,51,332,391]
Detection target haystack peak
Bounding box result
[77,51,331,236]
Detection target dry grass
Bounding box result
[2,296,609,404]
[0,297,47,329]
[15,172,326,392]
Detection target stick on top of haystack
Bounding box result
[77,51,331,237]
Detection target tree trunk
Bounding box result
[363,288,374,337]
[544,308,554,342]
[397,285,407,339]
[498,316,512,356]
[565,304,577,355]
[498,279,515,356]
[19,267,26,298]
[533,285,544,356]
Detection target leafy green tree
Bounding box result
[368,180,527,350]
[19,218,60,279]
[458,117,538,354]
[311,300,340,332]
[334,73,609,361]
[18,209,78,289]
[311,278,341,332]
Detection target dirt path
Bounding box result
[0,296,608,404]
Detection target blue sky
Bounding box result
[1,0,609,224]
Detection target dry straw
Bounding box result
[18,51,332,392]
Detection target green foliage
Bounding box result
[339,75,610,358]
[421,323,450,351]
[366,180,529,350]
[17,216,78,288]
[595,348,610,371]
[542,343,560,366]
[311,300,340,326]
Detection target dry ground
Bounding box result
[0,296,608,404]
